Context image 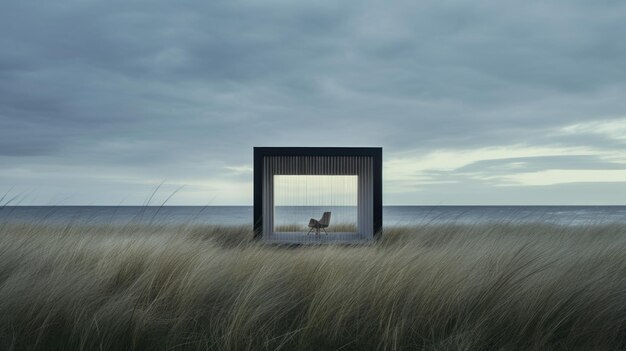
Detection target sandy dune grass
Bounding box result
[1,222,626,350]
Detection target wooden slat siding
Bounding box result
[373,151,383,237]
[262,157,269,240]
[253,149,263,238]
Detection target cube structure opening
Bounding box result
[253,147,382,243]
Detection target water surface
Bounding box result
[1,206,625,226]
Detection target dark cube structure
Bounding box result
[253,147,382,243]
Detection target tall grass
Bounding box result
[1,222,626,350]
[274,223,358,233]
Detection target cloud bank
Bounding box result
[1,0,625,204]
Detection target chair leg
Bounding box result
[322,227,328,235]
[307,227,314,235]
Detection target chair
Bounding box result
[307,212,331,235]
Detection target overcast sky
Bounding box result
[2,0,626,205]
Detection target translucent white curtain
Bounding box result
[262,156,374,242]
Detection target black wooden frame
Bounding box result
[253,147,383,239]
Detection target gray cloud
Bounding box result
[1,0,626,204]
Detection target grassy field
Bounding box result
[274,223,358,233]
[1,222,626,350]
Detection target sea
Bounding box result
[1,206,626,226]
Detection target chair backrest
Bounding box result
[319,212,331,226]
